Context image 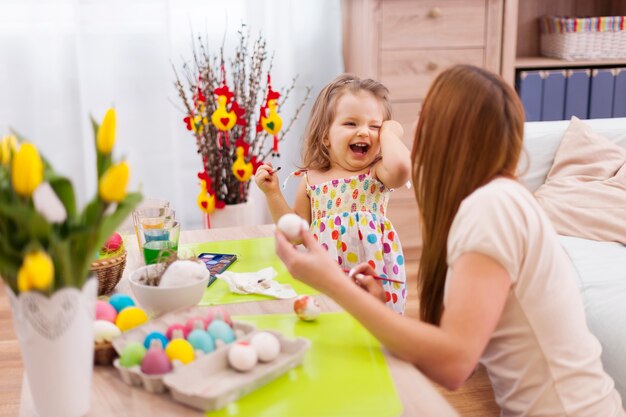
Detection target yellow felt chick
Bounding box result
[197,179,216,214]
[261,99,282,135]
[211,95,237,131]
[231,147,253,182]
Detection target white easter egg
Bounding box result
[250,332,280,362]
[277,213,309,243]
[93,320,121,343]
[227,342,258,372]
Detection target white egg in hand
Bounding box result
[277,213,309,244]
[227,342,258,372]
[250,332,280,362]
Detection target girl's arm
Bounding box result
[374,120,411,189]
[275,229,510,390]
[255,164,311,223]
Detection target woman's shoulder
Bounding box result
[462,178,533,211]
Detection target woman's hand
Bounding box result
[254,162,280,195]
[348,263,386,302]
[275,228,345,294]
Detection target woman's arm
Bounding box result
[275,230,510,390]
[374,120,411,189]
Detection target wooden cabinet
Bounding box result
[342,0,504,261]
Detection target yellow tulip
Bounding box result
[0,134,17,165]
[99,161,129,203]
[97,108,116,154]
[11,143,43,197]
[17,251,54,292]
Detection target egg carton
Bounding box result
[163,329,311,411]
[111,306,255,394]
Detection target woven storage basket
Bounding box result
[91,249,127,296]
[94,341,118,366]
[540,15,626,61]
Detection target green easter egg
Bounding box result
[119,342,147,368]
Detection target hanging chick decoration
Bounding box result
[197,171,216,214]
[257,75,282,157]
[231,146,253,182]
[184,84,209,134]
[211,66,246,148]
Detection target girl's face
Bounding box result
[324,91,384,172]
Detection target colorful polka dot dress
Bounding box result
[305,170,406,314]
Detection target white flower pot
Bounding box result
[7,278,97,417]
[203,190,269,228]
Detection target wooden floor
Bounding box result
[0,262,500,417]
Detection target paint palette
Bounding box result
[198,253,237,286]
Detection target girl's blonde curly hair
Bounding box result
[301,74,392,171]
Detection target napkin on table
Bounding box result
[216,267,297,299]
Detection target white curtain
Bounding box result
[0,0,343,230]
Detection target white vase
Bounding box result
[7,278,97,417]
[203,191,270,228]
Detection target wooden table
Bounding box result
[5,225,458,417]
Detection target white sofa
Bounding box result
[520,117,626,403]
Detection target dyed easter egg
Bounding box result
[211,307,233,327]
[109,293,135,313]
[293,295,321,321]
[187,329,215,354]
[95,300,117,323]
[250,332,280,362]
[93,320,121,343]
[143,331,169,350]
[207,319,235,344]
[184,317,207,335]
[166,323,188,340]
[115,307,148,332]
[165,339,195,364]
[228,342,258,372]
[119,342,146,368]
[141,342,172,375]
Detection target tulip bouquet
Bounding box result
[0,109,142,294]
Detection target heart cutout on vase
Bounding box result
[20,290,79,340]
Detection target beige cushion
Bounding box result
[534,117,626,244]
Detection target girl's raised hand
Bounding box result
[380,119,404,138]
[254,162,280,194]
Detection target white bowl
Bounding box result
[129,264,209,317]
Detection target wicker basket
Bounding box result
[91,249,127,296]
[540,15,626,61]
[94,341,118,366]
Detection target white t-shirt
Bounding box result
[445,178,624,417]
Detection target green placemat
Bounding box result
[181,237,319,305]
[207,312,403,417]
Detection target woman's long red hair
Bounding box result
[412,65,525,325]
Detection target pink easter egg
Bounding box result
[95,300,117,323]
[141,343,173,375]
[166,323,188,340]
[184,317,207,335]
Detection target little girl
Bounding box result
[254,74,411,314]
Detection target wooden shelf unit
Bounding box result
[501,0,626,84]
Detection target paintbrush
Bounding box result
[269,166,282,175]
[343,269,404,284]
